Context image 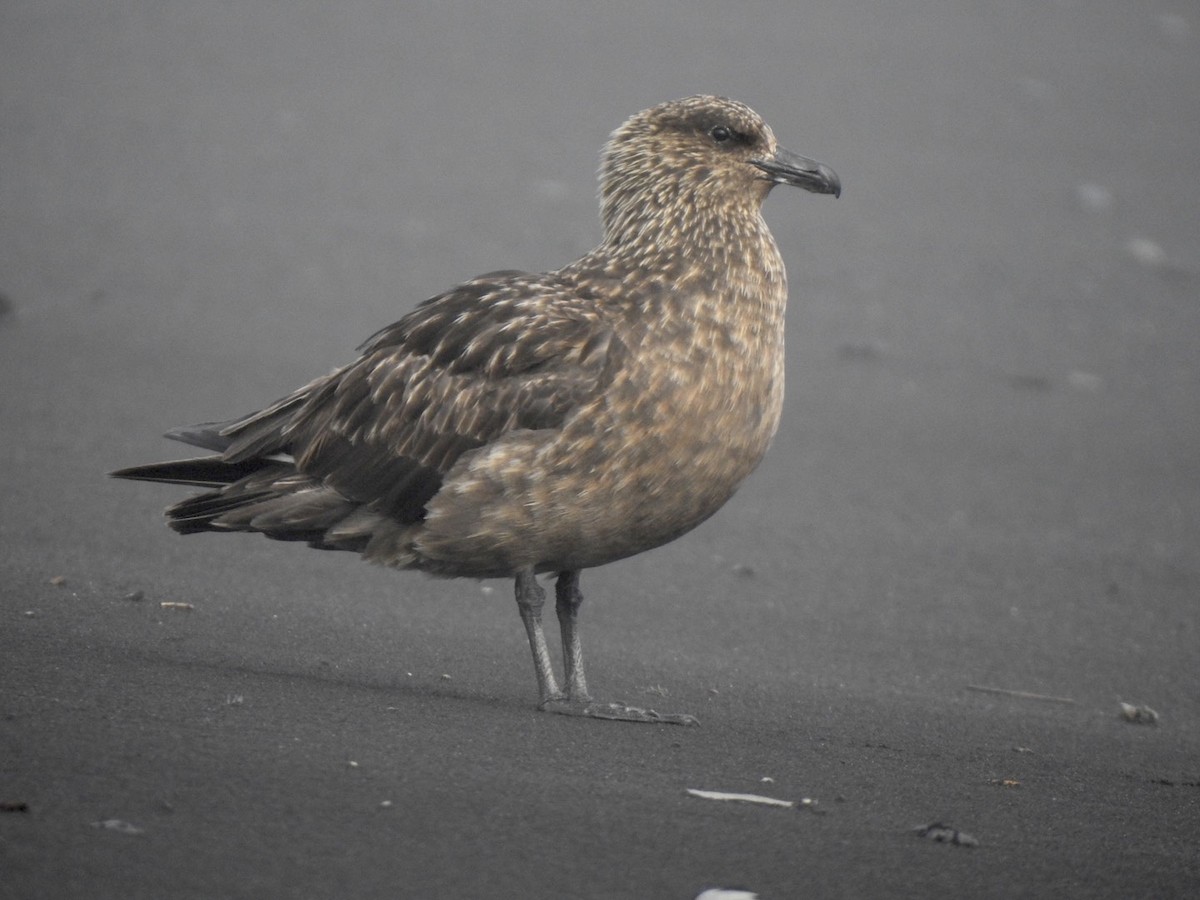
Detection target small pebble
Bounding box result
[1119,702,1159,726]
[916,822,979,848]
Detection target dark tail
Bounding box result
[111,455,299,535]
[111,456,273,488]
[110,378,376,549]
[111,452,368,548]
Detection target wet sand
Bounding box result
[2,2,1198,897]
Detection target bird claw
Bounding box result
[541,698,699,726]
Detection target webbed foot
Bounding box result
[540,697,699,726]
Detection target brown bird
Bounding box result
[112,95,840,724]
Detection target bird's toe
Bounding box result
[540,698,699,726]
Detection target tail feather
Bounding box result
[166,488,282,529]
[167,486,366,547]
[111,373,405,555]
[243,491,358,537]
[163,422,234,454]
[113,453,381,552]
[111,456,273,488]
[161,381,317,461]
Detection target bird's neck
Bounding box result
[592,201,788,307]
[600,199,787,277]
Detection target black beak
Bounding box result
[753,147,841,198]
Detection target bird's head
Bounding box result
[598,95,839,249]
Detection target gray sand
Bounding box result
[2,2,1197,897]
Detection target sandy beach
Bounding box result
[2,2,1197,896]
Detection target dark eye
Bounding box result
[709,125,733,144]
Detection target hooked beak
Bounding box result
[753,147,841,198]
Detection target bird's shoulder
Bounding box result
[356,268,617,378]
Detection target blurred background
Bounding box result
[2,2,1197,896]
[4,0,1195,697]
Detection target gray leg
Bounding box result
[514,569,563,707]
[555,570,591,702]
[538,570,699,726]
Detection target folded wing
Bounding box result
[113,271,622,552]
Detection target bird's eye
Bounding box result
[709,125,733,144]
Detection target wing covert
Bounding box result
[282,271,621,521]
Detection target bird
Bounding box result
[112,95,840,724]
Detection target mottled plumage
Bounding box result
[113,96,840,723]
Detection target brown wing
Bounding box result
[186,270,620,526]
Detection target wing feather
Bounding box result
[167,270,621,528]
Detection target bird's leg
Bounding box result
[555,570,591,702]
[514,569,564,706]
[539,570,699,726]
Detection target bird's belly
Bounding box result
[416,357,782,575]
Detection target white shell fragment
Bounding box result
[686,788,796,809]
[1119,702,1159,725]
[91,819,144,835]
[916,822,979,847]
